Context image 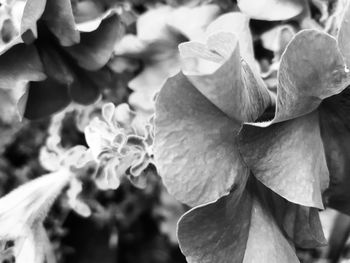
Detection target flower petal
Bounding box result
[319,91,350,215]
[337,0,350,67]
[66,14,123,71]
[154,72,248,206]
[271,30,349,123]
[0,170,71,236]
[41,0,80,46]
[240,112,329,209]
[237,0,305,21]
[167,5,220,40]
[283,205,326,248]
[0,43,45,89]
[24,78,71,119]
[20,0,46,41]
[179,32,271,123]
[205,12,256,71]
[178,189,250,263]
[178,181,300,263]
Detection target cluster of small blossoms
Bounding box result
[85,102,154,190]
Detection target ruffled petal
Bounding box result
[240,111,329,209]
[178,180,299,263]
[270,30,349,124]
[179,32,271,123]
[66,14,123,71]
[154,72,248,206]
[237,0,305,21]
[319,90,350,215]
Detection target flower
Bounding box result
[153,8,350,261]
[0,170,71,263]
[0,0,124,120]
[85,102,153,190]
[113,3,221,114]
[237,0,306,21]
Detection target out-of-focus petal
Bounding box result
[128,55,180,111]
[66,14,123,71]
[167,5,220,40]
[238,0,305,21]
[269,30,349,124]
[24,78,71,119]
[20,0,46,41]
[42,0,80,46]
[0,170,71,237]
[0,43,45,89]
[178,180,300,263]
[179,32,271,123]
[261,25,295,57]
[319,91,350,215]
[136,6,174,44]
[154,72,248,206]
[240,112,329,209]
[337,0,350,67]
[76,9,113,33]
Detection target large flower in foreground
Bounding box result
[0,0,123,120]
[240,2,350,215]
[154,10,350,262]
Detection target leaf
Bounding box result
[66,14,123,71]
[178,179,300,263]
[237,0,305,21]
[239,112,329,209]
[179,32,271,123]
[154,72,248,206]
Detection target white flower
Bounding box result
[0,170,71,263]
[85,103,153,190]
